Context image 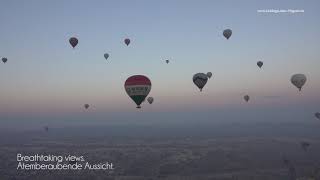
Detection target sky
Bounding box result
[0,0,319,129]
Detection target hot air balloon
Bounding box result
[2,57,7,63]
[207,72,212,79]
[193,73,208,92]
[124,75,151,108]
[257,61,263,68]
[69,37,78,48]
[223,29,232,39]
[147,97,154,104]
[315,112,320,120]
[244,95,250,102]
[84,104,89,109]
[124,38,130,46]
[301,141,310,151]
[104,53,109,60]
[166,60,169,64]
[291,74,307,91]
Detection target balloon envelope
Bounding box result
[104,53,109,60]
[257,61,263,68]
[193,73,208,91]
[166,60,169,64]
[223,29,232,39]
[125,75,151,108]
[147,97,154,104]
[291,74,307,91]
[315,112,320,120]
[69,37,78,48]
[124,38,130,46]
[84,104,89,109]
[244,95,250,102]
[2,57,7,63]
[207,72,212,78]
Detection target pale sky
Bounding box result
[0,0,319,129]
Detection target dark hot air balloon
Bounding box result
[69,37,78,48]
[2,57,7,63]
[104,53,109,60]
[124,38,130,46]
[257,61,263,68]
[206,72,212,79]
[147,97,154,104]
[291,74,307,91]
[244,95,250,102]
[223,29,232,39]
[193,73,208,92]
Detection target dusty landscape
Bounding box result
[1,123,319,180]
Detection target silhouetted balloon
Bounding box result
[125,75,151,108]
[84,104,89,109]
[315,112,320,120]
[207,72,212,79]
[147,97,154,104]
[166,60,169,64]
[69,37,78,48]
[257,61,263,68]
[104,53,109,60]
[193,73,208,92]
[124,38,130,46]
[291,74,307,91]
[244,95,250,102]
[2,57,7,63]
[223,29,232,39]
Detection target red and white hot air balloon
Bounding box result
[124,75,151,108]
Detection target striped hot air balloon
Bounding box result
[124,75,151,108]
